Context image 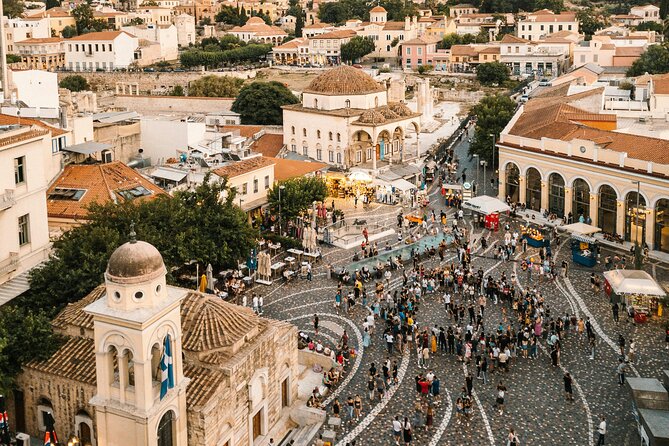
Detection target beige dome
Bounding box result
[389,102,414,117]
[106,240,166,284]
[306,66,385,96]
[246,16,265,24]
[370,5,387,12]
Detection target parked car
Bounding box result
[520,94,529,103]
[538,78,551,86]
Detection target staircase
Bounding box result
[279,422,323,446]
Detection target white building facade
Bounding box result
[65,31,139,71]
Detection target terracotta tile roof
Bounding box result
[273,37,308,50]
[221,124,263,138]
[0,128,49,147]
[510,91,669,165]
[547,30,576,38]
[47,161,167,220]
[184,364,228,409]
[29,7,72,18]
[564,112,617,122]
[180,291,263,352]
[403,36,441,45]
[272,157,327,182]
[653,75,669,94]
[250,133,283,157]
[15,37,63,44]
[600,43,615,50]
[51,285,102,332]
[479,46,500,54]
[213,156,275,179]
[0,113,68,136]
[615,46,644,57]
[24,337,97,386]
[67,31,135,41]
[500,34,529,43]
[230,17,287,35]
[304,22,331,29]
[451,45,479,56]
[383,21,407,30]
[311,29,356,39]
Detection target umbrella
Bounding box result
[206,263,214,292]
[0,395,10,446]
[198,273,207,293]
[348,171,372,182]
[43,412,58,446]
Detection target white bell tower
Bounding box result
[85,229,188,446]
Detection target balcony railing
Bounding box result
[0,252,19,276]
[0,189,15,211]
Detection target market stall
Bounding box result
[562,222,602,267]
[461,195,510,231]
[521,223,549,248]
[603,269,666,322]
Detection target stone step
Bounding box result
[289,422,324,446]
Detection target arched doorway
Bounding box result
[505,163,520,203]
[625,191,646,245]
[598,185,617,234]
[157,411,175,446]
[655,199,669,253]
[376,130,391,161]
[525,168,542,211]
[571,178,590,222]
[548,173,565,217]
[76,410,94,446]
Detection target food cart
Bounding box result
[521,224,548,248]
[562,222,602,267]
[603,269,666,323]
[461,195,510,232]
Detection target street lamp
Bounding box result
[489,133,497,189]
[278,185,285,236]
[472,154,480,196]
[481,160,488,195]
[632,180,643,269]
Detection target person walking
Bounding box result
[596,415,606,445]
[612,303,619,322]
[392,416,402,445]
[563,372,574,401]
[507,427,519,446]
[353,394,362,420]
[313,314,319,335]
[496,381,507,415]
[617,359,627,386]
[402,417,412,445]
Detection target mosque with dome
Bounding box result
[281,65,422,171]
[13,236,299,446]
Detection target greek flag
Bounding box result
[159,334,175,400]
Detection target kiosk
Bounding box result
[603,269,666,323]
[570,233,599,267]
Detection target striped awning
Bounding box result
[0,270,31,306]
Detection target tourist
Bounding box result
[507,428,519,446]
[353,394,362,420]
[496,381,507,415]
[563,372,574,401]
[313,314,319,335]
[617,358,627,386]
[402,417,412,445]
[392,416,402,445]
[597,415,606,445]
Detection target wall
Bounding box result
[223,164,274,207]
[65,33,139,71]
[57,70,256,96]
[140,118,206,163]
[113,95,235,115]
[9,69,59,109]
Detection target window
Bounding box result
[336,152,342,164]
[540,25,544,31]
[253,178,258,193]
[14,156,25,184]
[48,188,86,201]
[68,44,72,51]
[108,44,112,51]
[417,59,422,64]
[356,151,362,163]
[345,100,350,108]
[241,183,248,195]
[18,214,30,246]
[316,149,322,160]
[317,130,321,139]
[302,145,308,155]
[406,58,411,64]
[337,133,341,142]
[568,25,572,30]
[366,148,373,160]
[328,150,334,162]
[406,47,411,55]
[417,47,422,55]
[264,175,270,189]
[291,144,296,152]
[117,186,152,200]
[328,131,333,140]
[593,54,598,62]
[302,128,307,137]
[291,126,295,135]
[95,44,99,51]
[580,54,585,63]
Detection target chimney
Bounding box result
[405,16,410,29]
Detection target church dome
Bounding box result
[306,66,386,96]
[246,16,265,24]
[358,109,386,124]
[106,240,166,284]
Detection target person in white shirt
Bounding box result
[258,296,264,314]
[597,415,606,445]
[252,295,259,314]
[392,416,402,445]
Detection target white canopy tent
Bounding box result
[603,270,666,297]
[391,178,417,192]
[562,222,602,235]
[462,195,511,215]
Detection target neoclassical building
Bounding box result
[497,85,669,253]
[282,66,421,170]
[13,237,299,446]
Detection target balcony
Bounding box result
[0,189,15,211]
[0,252,19,276]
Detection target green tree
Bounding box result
[417,64,433,74]
[627,44,669,76]
[128,17,145,25]
[59,74,90,92]
[62,25,78,38]
[267,176,328,224]
[218,34,245,50]
[26,175,257,316]
[476,61,510,86]
[294,9,305,37]
[2,0,25,18]
[661,0,669,19]
[231,81,299,124]
[340,36,376,62]
[72,2,109,34]
[45,0,60,8]
[6,54,21,63]
[169,85,185,96]
[215,4,244,25]
[468,94,516,166]
[636,21,663,32]
[188,75,244,97]
[380,0,418,21]
[318,2,348,25]
[576,9,604,37]
[438,33,463,49]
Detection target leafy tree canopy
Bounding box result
[2,0,24,18]
[478,0,563,13]
[267,176,328,223]
[72,2,110,34]
[6,54,21,64]
[627,44,669,76]
[61,25,78,38]
[188,75,244,97]
[468,94,517,166]
[476,61,510,86]
[231,81,299,124]
[341,36,376,62]
[179,44,271,69]
[576,9,604,37]
[318,0,368,25]
[59,74,90,92]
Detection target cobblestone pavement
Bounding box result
[255,183,669,446]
